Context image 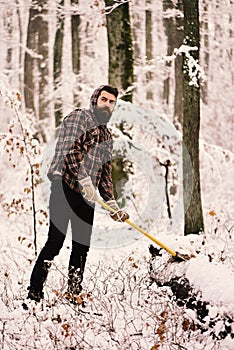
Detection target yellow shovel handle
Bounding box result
[97,199,177,257]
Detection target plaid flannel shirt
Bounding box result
[48,86,115,202]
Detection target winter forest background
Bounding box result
[0,0,234,349]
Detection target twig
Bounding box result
[159,160,172,219]
[3,92,38,256]
[105,0,130,15]
[14,106,38,256]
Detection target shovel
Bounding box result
[97,199,190,262]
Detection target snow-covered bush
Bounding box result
[0,78,47,257]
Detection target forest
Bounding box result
[0,0,233,349]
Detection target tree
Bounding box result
[182,0,204,235]
[24,0,49,139]
[162,0,184,123]
[54,0,65,127]
[16,0,25,93]
[145,0,153,100]
[104,0,134,102]
[162,0,175,106]
[71,0,81,107]
[173,0,184,124]
[104,0,134,202]
[200,0,209,105]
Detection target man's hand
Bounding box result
[79,177,98,203]
[106,200,130,223]
[110,210,130,222]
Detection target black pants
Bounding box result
[29,180,95,295]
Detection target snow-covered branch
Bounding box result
[104,0,130,15]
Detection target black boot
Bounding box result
[64,266,84,305]
[67,266,83,295]
[27,260,51,303]
[27,287,44,303]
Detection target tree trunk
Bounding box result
[37,1,49,124]
[173,0,184,124]
[182,0,204,235]
[104,0,134,201]
[104,0,134,102]
[162,0,174,105]
[24,3,37,114]
[16,0,24,95]
[163,0,184,122]
[200,0,209,105]
[24,1,49,122]
[5,8,13,70]
[71,0,81,107]
[145,0,153,100]
[54,0,64,127]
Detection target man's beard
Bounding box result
[94,106,112,124]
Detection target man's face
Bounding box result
[94,90,117,124]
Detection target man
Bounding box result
[27,85,129,303]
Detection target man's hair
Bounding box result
[99,85,118,99]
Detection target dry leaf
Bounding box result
[150,345,160,350]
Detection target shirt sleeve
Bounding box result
[98,160,115,201]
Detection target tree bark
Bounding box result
[162,0,174,105]
[24,3,37,114]
[173,0,184,124]
[71,0,81,107]
[200,0,209,105]
[182,0,204,235]
[24,0,49,124]
[37,1,49,123]
[54,0,64,127]
[145,0,153,100]
[16,0,24,95]
[104,0,134,102]
[163,0,184,122]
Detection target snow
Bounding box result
[0,100,234,349]
[186,256,234,307]
[0,0,234,348]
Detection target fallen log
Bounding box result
[148,245,234,341]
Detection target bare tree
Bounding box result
[104,0,134,200]
[200,0,209,105]
[54,0,65,127]
[71,0,81,107]
[104,0,134,101]
[162,0,184,123]
[24,0,49,139]
[182,0,204,235]
[145,0,153,100]
[162,0,175,106]
[173,0,184,124]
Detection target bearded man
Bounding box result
[27,85,129,303]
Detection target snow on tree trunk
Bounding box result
[182,0,204,235]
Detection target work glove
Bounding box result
[106,199,130,222]
[79,177,98,203]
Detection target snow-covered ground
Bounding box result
[0,100,234,349]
